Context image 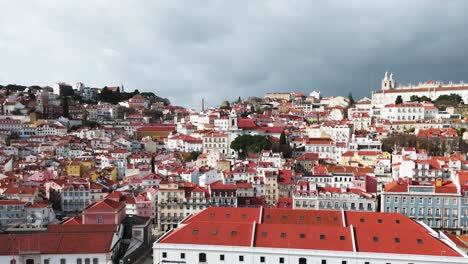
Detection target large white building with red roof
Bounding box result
[154,207,467,264]
[372,72,468,106]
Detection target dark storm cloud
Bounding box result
[0,1,467,108]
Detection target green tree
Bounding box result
[230,135,272,158]
[457,127,467,137]
[220,100,231,109]
[410,95,419,102]
[279,130,287,145]
[6,132,19,146]
[59,85,74,97]
[395,95,403,105]
[185,151,201,162]
[62,96,69,118]
[144,109,164,122]
[348,92,355,107]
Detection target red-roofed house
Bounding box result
[83,198,126,225]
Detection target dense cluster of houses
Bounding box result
[0,73,468,263]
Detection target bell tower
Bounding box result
[228,109,238,130]
[381,71,395,90]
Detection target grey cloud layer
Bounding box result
[0,1,467,108]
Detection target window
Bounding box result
[181,253,185,259]
[320,234,325,240]
[261,231,267,237]
[373,236,379,242]
[342,261,347,264]
[280,257,285,263]
[97,216,103,224]
[85,259,90,264]
[44,260,50,264]
[417,238,423,244]
[93,259,98,264]
[193,229,199,235]
[281,232,286,238]
[340,235,345,240]
[395,237,400,243]
[199,253,207,262]
[77,259,82,264]
[61,260,66,264]
[242,214,247,219]
[359,218,365,222]
[299,258,307,264]
[212,229,217,235]
[162,252,167,258]
[321,260,326,264]
[220,254,225,261]
[231,231,237,236]
[260,256,265,262]
[300,233,306,238]
[239,255,244,262]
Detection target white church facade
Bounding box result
[371,71,468,106]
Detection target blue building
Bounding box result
[382,180,463,233]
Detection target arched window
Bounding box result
[199,253,207,262]
[26,259,34,264]
[299,258,307,264]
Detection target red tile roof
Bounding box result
[254,224,353,251]
[0,231,114,255]
[161,221,254,247]
[158,207,463,257]
[184,207,261,224]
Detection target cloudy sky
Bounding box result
[0,1,467,109]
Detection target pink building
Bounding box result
[353,174,378,193]
[135,192,153,218]
[82,199,126,225]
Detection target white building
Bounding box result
[154,207,467,264]
[372,71,468,106]
[381,102,425,122]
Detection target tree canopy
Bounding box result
[220,100,231,109]
[230,134,272,158]
[395,95,403,105]
[410,95,431,102]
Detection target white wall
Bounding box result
[154,243,467,264]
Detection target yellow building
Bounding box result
[340,150,384,167]
[66,160,81,177]
[79,159,93,177]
